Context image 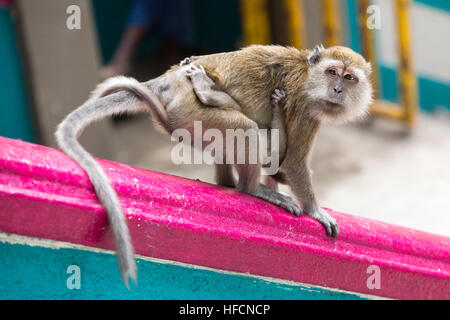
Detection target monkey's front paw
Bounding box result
[179,56,194,66]
[307,208,339,238]
[271,89,286,108]
[251,184,303,216]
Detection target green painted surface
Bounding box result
[0,8,35,142]
[0,241,366,300]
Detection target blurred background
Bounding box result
[0,0,449,236]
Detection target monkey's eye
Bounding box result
[344,74,356,81]
[327,68,338,77]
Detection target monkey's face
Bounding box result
[305,47,373,124]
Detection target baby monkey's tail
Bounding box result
[55,76,167,288]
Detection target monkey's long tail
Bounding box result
[55,76,168,288]
[89,76,171,133]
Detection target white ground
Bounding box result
[99,110,450,237]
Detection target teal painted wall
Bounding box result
[0,241,366,300]
[378,66,450,112]
[415,0,450,13]
[0,8,35,142]
[345,0,450,112]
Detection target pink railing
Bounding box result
[0,136,449,299]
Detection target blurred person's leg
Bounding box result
[160,0,194,66]
[100,26,147,79]
[101,0,163,79]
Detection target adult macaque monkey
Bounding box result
[56,45,373,287]
[181,56,288,189]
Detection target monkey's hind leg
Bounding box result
[197,107,302,216]
[215,164,236,188]
[234,156,301,216]
[264,176,279,192]
[186,64,242,111]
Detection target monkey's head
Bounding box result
[304,45,373,123]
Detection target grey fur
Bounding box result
[56,91,151,288]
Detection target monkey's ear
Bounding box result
[365,61,373,76]
[307,44,325,66]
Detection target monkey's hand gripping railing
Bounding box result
[0,136,449,299]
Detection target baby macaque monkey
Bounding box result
[180,57,288,192]
[56,44,373,287]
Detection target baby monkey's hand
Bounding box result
[179,56,195,67]
[271,89,287,109]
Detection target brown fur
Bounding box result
[192,45,320,162]
[169,44,371,232]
